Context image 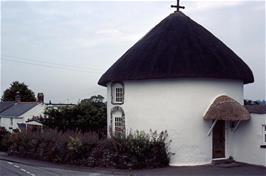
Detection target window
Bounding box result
[110,106,125,137]
[114,116,124,136]
[115,88,123,103]
[263,125,266,145]
[115,117,123,127]
[111,83,124,104]
[10,118,13,126]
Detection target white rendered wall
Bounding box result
[0,117,23,131]
[107,78,243,166]
[230,114,266,166]
[20,103,46,122]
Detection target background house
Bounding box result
[233,105,266,166]
[0,93,45,131]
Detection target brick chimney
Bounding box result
[15,91,21,102]
[37,93,44,103]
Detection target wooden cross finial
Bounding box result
[171,0,185,12]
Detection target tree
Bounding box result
[2,81,36,102]
[39,95,107,137]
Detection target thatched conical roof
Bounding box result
[204,95,250,121]
[98,12,254,86]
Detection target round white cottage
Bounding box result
[98,11,254,166]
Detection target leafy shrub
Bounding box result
[0,127,11,151]
[110,130,172,169]
[7,129,172,169]
[37,95,107,137]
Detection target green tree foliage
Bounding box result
[39,95,107,136]
[2,81,36,102]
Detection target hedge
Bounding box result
[0,127,11,151]
[5,129,172,169]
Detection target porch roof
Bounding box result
[26,120,43,126]
[204,95,250,121]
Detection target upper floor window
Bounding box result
[112,83,124,104]
[115,88,123,102]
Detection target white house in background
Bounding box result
[0,93,45,132]
[98,9,266,167]
[234,105,266,166]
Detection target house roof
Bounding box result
[0,101,15,113]
[204,95,250,121]
[98,12,254,86]
[0,102,39,117]
[244,105,266,114]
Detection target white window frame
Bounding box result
[262,125,266,145]
[115,116,123,129]
[10,117,13,126]
[110,106,125,137]
[111,83,124,104]
[114,116,125,137]
[115,88,123,103]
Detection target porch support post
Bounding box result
[207,119,218,136]
[233,120,241,132]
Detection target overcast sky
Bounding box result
[1,0,265,103]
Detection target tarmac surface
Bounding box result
[0,152,265,176]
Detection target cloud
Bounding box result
[186,0,245,13]
[96,29,122,35]
[95,28,144,44]
[2,0,264,102]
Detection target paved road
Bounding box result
[0,155,265,176]
[0,160,119,176]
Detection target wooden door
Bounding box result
[212,120,225,158]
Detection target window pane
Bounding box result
[115,87,123,103]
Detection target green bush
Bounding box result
[109,130,172,169]
[0,127,11,151]
[7,129,172,169]
[38,95,107,137]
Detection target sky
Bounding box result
[1,0,265,103]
